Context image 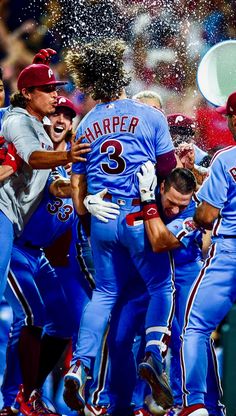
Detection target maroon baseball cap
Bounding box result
[17,64,67,91]
[167,113,196,136]
[56,96,77,118]
[216,91,236,116]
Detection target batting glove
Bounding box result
[84,188,120,223]
[32,48,57,65]
[137,161,157,203]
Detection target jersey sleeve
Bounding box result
[154,111,174,157]
[196,156,228,209]
[4,117,45,163]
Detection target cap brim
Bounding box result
[216,105,227,115]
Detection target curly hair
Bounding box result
[65,39,131,101]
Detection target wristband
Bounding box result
[143,203,160,221]
[0,148,6,162]
[2,144,22,172]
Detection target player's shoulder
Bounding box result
[211,145,236,166]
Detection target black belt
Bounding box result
[104,193,141,206]
[218,234,236,239]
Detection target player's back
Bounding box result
[75,99,173,198]
[198,145,236,236]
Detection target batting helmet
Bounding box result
[17,64,67,91]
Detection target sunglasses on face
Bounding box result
[35,85,59,93]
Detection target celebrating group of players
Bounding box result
[0,39,235,416]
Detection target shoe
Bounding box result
[134,408,152,416]
[84,404,111,415]
[63,360,88,411]
[164,406,182,416]
[0,408,19,416]
[178,405,208,416]
[16,385,61,416]
[145,394,165,415]
[139,353,173,410]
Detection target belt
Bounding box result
[218,234,236,239]
[104,193,141,206]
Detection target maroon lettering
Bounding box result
[120,116,128,132]
[128,117,139,133]
[112,116,120,133]
[85,128,95,143]
[93,122,103,139]
[103,118,111,134]
[229,167,236,182]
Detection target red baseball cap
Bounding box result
[216,91,236,116]
[167,113,196,136]
[17,64,67,91]
[56,96,77,118]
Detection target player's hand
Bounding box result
[137,161,157,202]
[175,142,195,170]
[69,135,91,163]
[32,48,57,65]
[84,188,120,223]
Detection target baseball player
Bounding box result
[63,39,177,413]
[178,91,236,416]
[0,48,90,301]
[132,90,163,110]
[83,167,199,416]
[0,96,91,416]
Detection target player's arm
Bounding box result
[144,217,181,252]
[194,201,220,230]
[71,172,91,236]
[49,178,71,198]
[137,160,181,252]
[29,136,91,169]
[0,141,22,181]
[0,165,14,181]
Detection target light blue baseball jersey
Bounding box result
[72,99,174,197]
[196,145,236,236]
[14,166,75,248]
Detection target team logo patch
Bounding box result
[147,207,157,216]
[48,68,53,78]
[183,217,196,232]
[58,97,67,104]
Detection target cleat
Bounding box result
[164,406,182,416]
[0,408,19,416]
[145,394,165,415]
[16,385,61,416]
[134,408,152,416]
[63,360,87,411]
[178,404,208,416]
[139,353,173,410]
[84,404,111,415]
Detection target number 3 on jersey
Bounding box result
[100,139,126,174]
